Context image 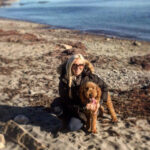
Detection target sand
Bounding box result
[0,18,150,150]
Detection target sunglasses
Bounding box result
[72,64,84,69]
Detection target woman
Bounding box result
[52,54,108,131]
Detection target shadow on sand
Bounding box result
[0,105,62,134]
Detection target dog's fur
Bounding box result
[79,81,117,133]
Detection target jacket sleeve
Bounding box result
[59,77,69,100]
[59,76,83,115]
[90,74,108,104]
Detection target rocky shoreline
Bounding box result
[0,18,150,150]
[0,0,19,6]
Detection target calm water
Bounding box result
[0,0,150,41]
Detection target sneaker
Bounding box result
[53,106,63,117]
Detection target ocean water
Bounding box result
[0,0,150,41]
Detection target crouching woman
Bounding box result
[51,54,109,131]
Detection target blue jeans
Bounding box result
[68,117,83,131]
[51,102,83,131]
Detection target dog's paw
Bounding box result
[111,118,118,125]
[91,129,97,134]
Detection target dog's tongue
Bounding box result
[90,98,96,104]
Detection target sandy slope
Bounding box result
[0,18,150,150]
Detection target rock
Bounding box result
[14,114,29,124]
[106,38,111,41]
[60,44,72,50]
[18,30,26,34]
[132,41,141,46]
[0,134,5,149]
[3,120,47,150]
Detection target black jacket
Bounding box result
[58,62,108,121]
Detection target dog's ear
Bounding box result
[96,85,101,100]
[79,84,86,105]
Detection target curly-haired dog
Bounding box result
[79,81,117,133]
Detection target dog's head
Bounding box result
[79,81,101,105]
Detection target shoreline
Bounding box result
[0,16,150,43]
[0,0,19,6]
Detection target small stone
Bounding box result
[61,44,72,50]
[14,115,29,124]
[133,41,141,46]
[106,38,111,41]
[0,134,5,149]
[19,30,26,34]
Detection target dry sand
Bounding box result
[0,18,150,150]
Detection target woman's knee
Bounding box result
[68,117,83,131]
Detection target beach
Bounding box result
[0,18,150,150]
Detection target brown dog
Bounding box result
[79,81,117,133]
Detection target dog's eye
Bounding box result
[86,87,89,90]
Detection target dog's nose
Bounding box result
[89,93,93,98]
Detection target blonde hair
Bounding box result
[66,54,94,98]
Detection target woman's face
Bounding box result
[72,58,85,76]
